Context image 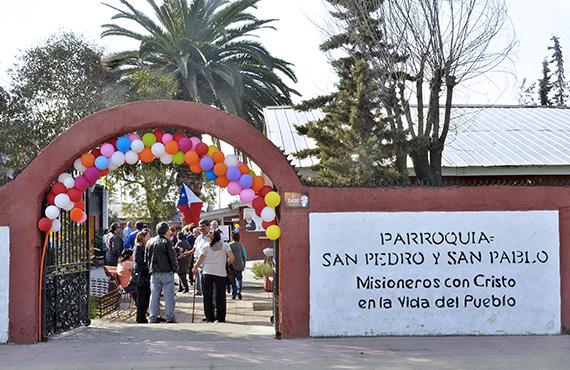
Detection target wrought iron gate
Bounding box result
[41,192,91,338]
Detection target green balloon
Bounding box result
[142,132,157,147]
[173,151,185,165]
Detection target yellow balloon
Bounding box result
[266,225,281,240]
[248,170,256,177]
[264,191,281,208]
[234,223,240,229]
[207,145,218,157]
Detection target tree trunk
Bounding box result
[429,141,444,185]
[409,135,434,184]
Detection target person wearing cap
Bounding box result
[105,222,123,266]
[146,222,179,323]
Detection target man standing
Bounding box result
[123,221,134,241]
[124,221,145,250]
[146,222,178,323]
[193,220,210,296]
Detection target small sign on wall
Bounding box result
[309,211,560,336]
[284,192,309,208]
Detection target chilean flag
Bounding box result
[177,184,203,225]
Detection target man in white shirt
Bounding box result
[193,219,210,296]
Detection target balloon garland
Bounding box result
[37,130,282,240]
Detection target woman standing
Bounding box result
[192,230,234,322]
[132,229,151,323]
[105,222,123,266]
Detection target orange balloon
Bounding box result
[189,163,202,174]
[213,163,227,177]
[251,176,265,192]
[215,176,230,188]
[81,153,95,167]
[211,151,225,163]
[139,147,154,163]
[184,150,199,165]
[165,140,179,155]
[70,208,84,222]
[239,163,250,174]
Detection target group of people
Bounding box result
[102,218,247,324]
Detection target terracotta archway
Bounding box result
[0,100,309,343]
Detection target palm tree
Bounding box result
[102,0,298,130]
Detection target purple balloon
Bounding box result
[200,157,214,171]
[238,174,253,188]
[75,176,89,191]
[227,181,242,196]
[178,138,192,152]
[226,166,241,181]
[85,167,100,185]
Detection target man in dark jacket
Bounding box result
[146,222,178,323]
[105,222,123,266]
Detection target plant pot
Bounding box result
[264,275,273,292]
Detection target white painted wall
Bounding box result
[310,211,560,336]
[0,226,9,343]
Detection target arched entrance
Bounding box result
[0,101,309,343]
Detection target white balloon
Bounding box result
[125,150,139,164]
[63,177,75,189]
[224,154,239,167]
[58,173,72,183]
[131,139,145,153]
[45,205,60,220]
[260,207,276,222]
[61,200,74,211]
[54,194,71,209]
[50,219,61,232]
[111,151,125,166]
[74,158,87,172]
[108,162,119,170]
[160,153,173,164]
[151,142,165,157]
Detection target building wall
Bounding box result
[0,226,9,343]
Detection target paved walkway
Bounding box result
[2,263,570,369]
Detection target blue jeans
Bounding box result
[232,270,243,297]
[149,272,175,322]
[195,271,204,295]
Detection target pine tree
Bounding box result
[548,36,567,106]
[538,58,553,106]
[294,0,402,186]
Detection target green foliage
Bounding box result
[294,1,403,186]
[0,32,114,183]
[102,0,298,130]
[548,36,567,106]
[538,58,553,106]
[251,262,273,279]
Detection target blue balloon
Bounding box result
[205,170,217,181]
[239,174,253,188]
[116,136,132,153]
[226,166,241,181]
[200,157,214,171]
[94,155,109,170]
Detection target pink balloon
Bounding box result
[239,188,256,203]
[227,181,242,196]
[162,133,173,144]
[85,167,100,185]
[100,143,115,158]
[79,212,87,224]
[128,133,140,141]
[75,176,89,191]
[189,136,201,150]
[178,138,192,152]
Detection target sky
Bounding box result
[0,0,569,105]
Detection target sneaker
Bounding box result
[238,293,242,300]
[157,317,167,323]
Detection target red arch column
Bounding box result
[0,101,308,343]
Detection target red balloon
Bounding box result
[258,186,272,197]
[255,207,263,217]
[262,220,277,229]
[91,148,101,158]
[174,133,186,142]
[47,192,56,205]
[195,143,208,156]
[75,200,86,210]
[51,182,67,195]
[100,168,110,176]
[38,217,52,232]
[153,129,164,142]
[67,187,83,202]
[252,196,266,211]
